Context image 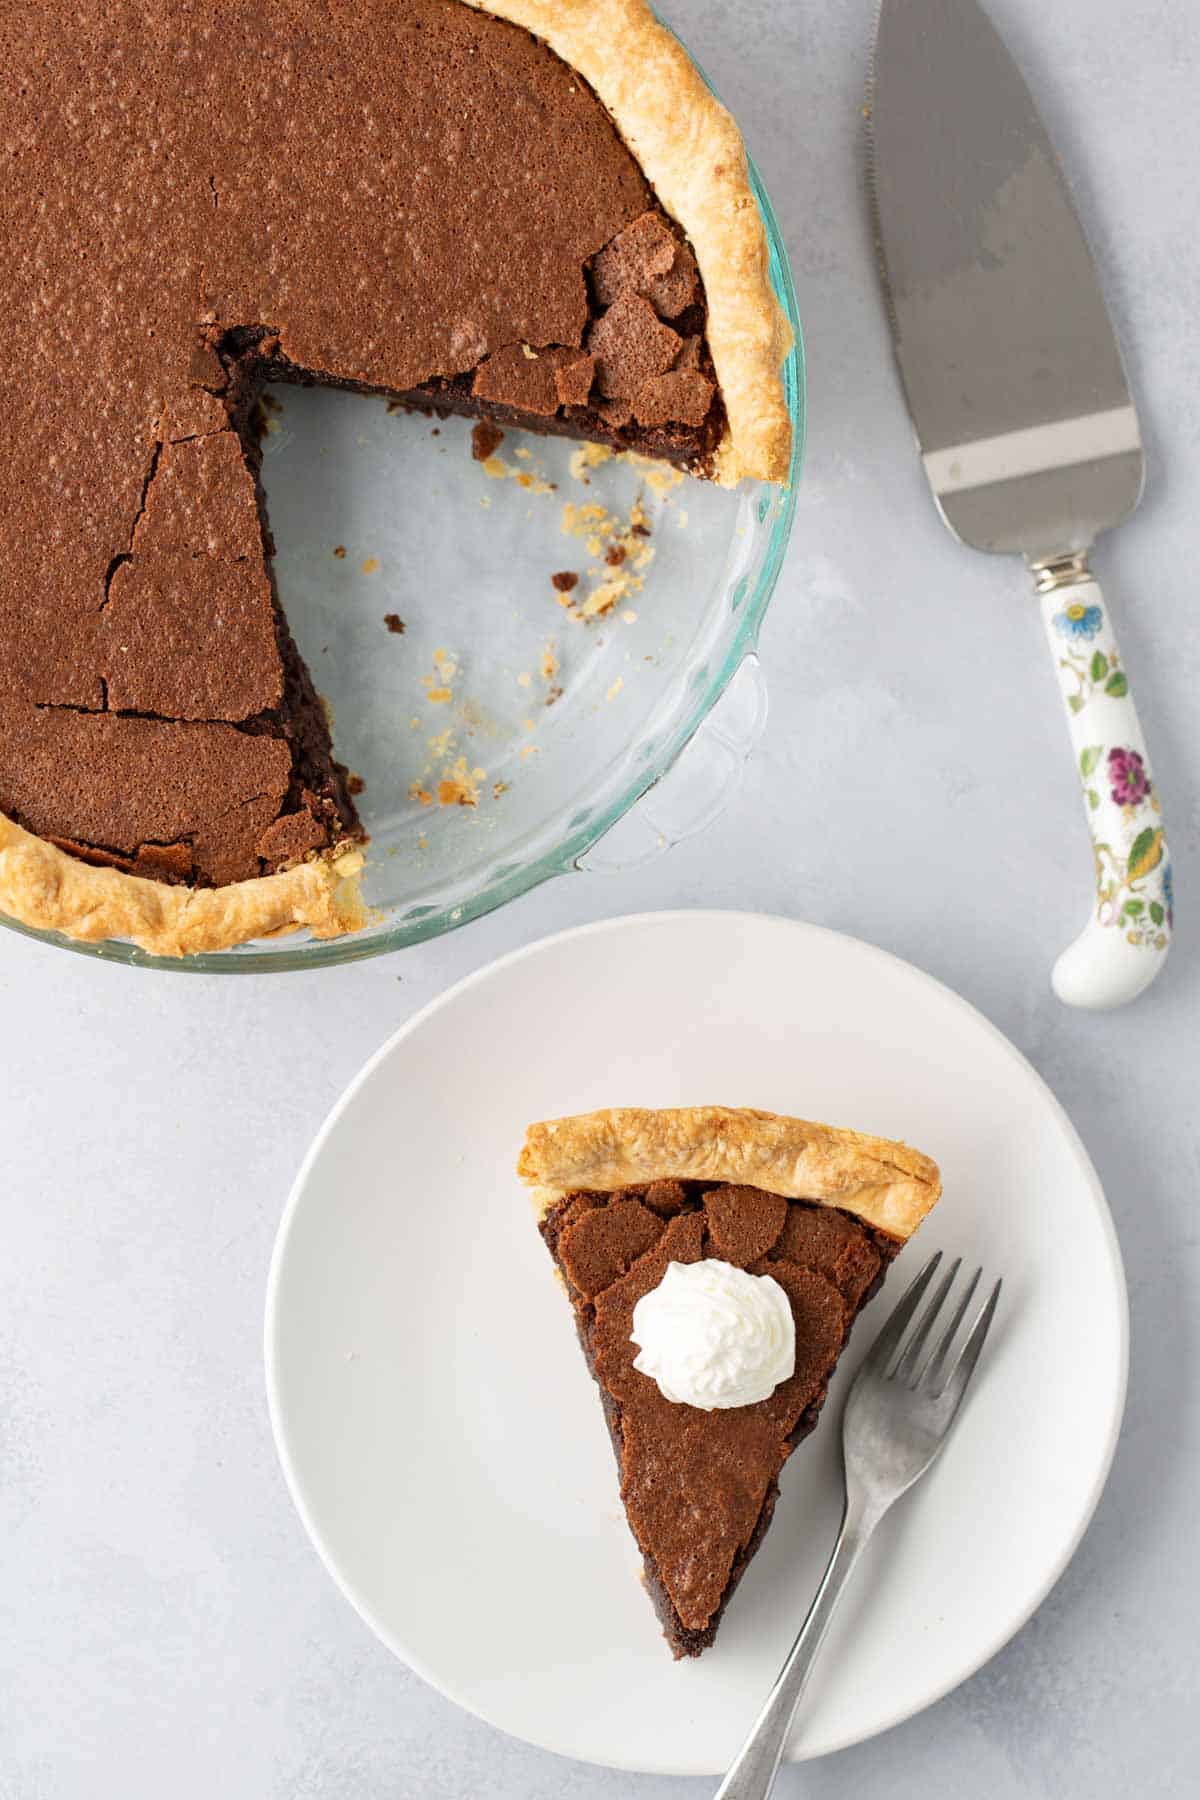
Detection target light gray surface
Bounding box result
[2,0,1197,1793]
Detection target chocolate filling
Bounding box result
[540,1182,899,1657]
[0,0,723,890]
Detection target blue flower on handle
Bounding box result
[1163,863,1174,928]
[1053,601,1104,640]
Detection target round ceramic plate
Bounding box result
[265,913,1127,1776]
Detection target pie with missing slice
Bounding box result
[0,0,791,958]
[521,1106,941,1656]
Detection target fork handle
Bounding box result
[713,1495,877,1800]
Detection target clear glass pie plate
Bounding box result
[2,134,802,974]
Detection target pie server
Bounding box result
[869,0,1172,1009]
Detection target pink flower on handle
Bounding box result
[1108,747,1150,807]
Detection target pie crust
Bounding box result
[519,1105,942,1239]
[1,0,790,958]
[0,812,365,958]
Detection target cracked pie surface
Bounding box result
[0,0,789,954]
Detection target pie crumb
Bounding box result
[569,442,612,482]
[621,452,684,497]
[437,757,485,807]
[558,497,655,620]
[422,649,457,705]
[482,449,553,495]
[561,500,610,540]
[471,419,504,462]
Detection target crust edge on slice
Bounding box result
[0,810,365,958]
[469,0,794,485]
[520,1104,942,1239]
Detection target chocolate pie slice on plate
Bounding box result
[521,1105,941,1655]
[0,0,790,957]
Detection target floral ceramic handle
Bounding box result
[1040,570,1171,1008]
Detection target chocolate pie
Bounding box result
[0,0,791,956]
[520,1106,941,1656]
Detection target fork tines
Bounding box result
[875,1252,1002,1402]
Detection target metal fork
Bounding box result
[714,1253,1002,1800]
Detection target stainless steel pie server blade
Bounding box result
[869,0,1172,1010]
[869,0,1143,559]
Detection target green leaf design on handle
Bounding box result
[1068,694,1083,715]
[1128,826,1164,883]
[1090,650,1109,681]
[1086,788,1100,810]
[1105,671,1128,697]
[1150,901,1165,926]
[1079,745,1103,778]
[1123,899,1145,917]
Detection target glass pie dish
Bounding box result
[1,82,803,975]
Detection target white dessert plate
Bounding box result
[265,911,1128,1775]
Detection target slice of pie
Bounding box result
[520,1105,941,1656]
[0,0,791,957]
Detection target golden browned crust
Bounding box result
[0,810,366,958]
[471,0,793,484]
[519,1106,941,1240]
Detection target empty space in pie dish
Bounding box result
[263,395,737,895]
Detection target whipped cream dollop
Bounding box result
[630,1259,796,1411]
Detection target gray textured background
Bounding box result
[3,0,1198,1794]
